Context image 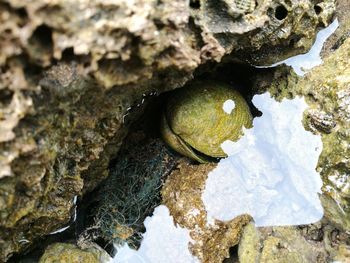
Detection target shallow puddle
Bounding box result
[203,93,323,226]
[112,92,324,262]
[111,17,342,262]
[113,205,199,263]
[256,18,339,76]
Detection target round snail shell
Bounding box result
[161,81,253,163]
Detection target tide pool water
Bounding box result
[256,18,339,75]
[112,205,198,263]
[203,93,323,226]
[112,93,324,262]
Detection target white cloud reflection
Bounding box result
[202,93,324,226]
[112,205,198,263]
[222,99,236,114]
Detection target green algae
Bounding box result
[238,221,350,263]
[39,243,109,263]
[298,38,350,231]
[0,0,340,260]
[238,223,260,263]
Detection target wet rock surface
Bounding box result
[39,243,110,263]
[202,0,336,65]
[162,160,252,263]
[249,10,350,232]
[321,0,350,57]
[0,0,344,261]
[298,38,350,231]
[234,21,350,261]
[238,221,350,263]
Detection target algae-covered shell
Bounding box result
[161,81,253,163]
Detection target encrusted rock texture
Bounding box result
[299,37,350,232]
[266,35,350,233]
[0,0,335,261]
[162,160,252,263]
[252,0,350,233]
[238,221,350,263]
[38,243,110,263]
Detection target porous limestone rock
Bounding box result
[162,160,252,263]
[0,0,336,260]
[39,243,110,263]
[321,0,350,57]
[298,38,350,231]
[196,0,336,64]
[238,222,350,263]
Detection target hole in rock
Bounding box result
[190,0,200,9]
[30,25,53,49]
[61,47,75,61]
[223,245,239,262]
[28,24,53,65]
[275,5,288,20]
[0,89,14,108]
[7,62,280,261]
[314,5,322,15]
[289,35,301,47]
[16,7,28,19]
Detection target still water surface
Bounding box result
[113,93,323,263]
[112,19,340,262]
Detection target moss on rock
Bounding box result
[0,0,336,260]
[297,38,350,231]
[162,160,252,263]
[39,243,110,263]
[238,222,350,263]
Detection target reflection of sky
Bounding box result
[256,19,339,76]
[223,99,236,114]
[112,94,324,262]
[203,93,324,226]
[112,205,199,263]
